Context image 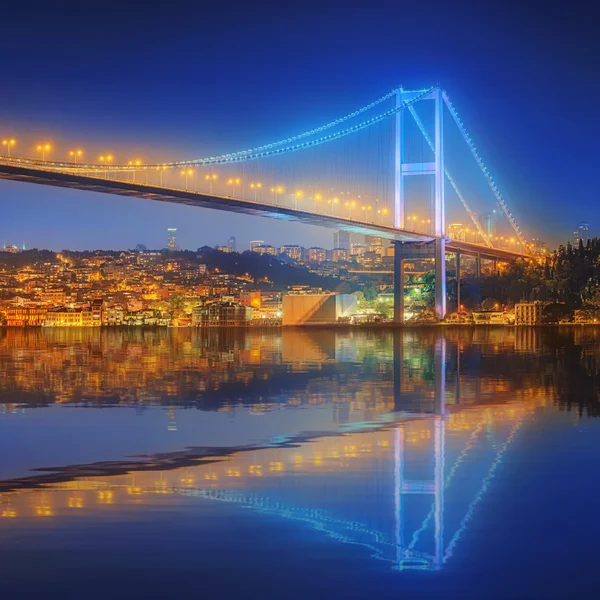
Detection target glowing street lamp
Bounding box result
[271,186,284,205]
[313,193,322,212]
[249,182,262,202]
[181,168,194,191]
[128,160,141,182]
[69,149,83,164]
[328,197,339,215]
[156,165,168,186]
[36,143,51,162]
[294,190,303,210]
[204,172,217,194]
[99,154,113,177]
[2,139,16,157]
[227,177,241,197]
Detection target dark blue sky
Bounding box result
[1,0,598,251]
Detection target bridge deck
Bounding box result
[0,162,527,261]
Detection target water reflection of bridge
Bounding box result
[0,330,550,571]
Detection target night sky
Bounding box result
[1,1,598,251]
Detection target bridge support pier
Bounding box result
[456,250,461,313]
[393,240,447,323]
[475,254,481,278]
[434,239,446,319]
[393,247,405,324]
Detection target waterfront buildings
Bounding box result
[192,301,252,327]
[282,293,357,326]
[515,302,543,325]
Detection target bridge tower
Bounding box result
[394,86,446,321]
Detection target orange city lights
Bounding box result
[69,149,83,163]
[36,143,51,161]
[2,138,16,157]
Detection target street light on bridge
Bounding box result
[128,160,142,182]
[99,154,112,177]
[156,165,168,187]
[313,193,322,212]
[204,173,217,194]
[36,143,51,162]
[227,177,241,197]
[181,168,194,191]
[249,182,262,201]
[2,139,16,157]
[69,149,83,164]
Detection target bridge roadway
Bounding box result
[0,162,526,262]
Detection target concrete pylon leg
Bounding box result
[456,250,461,313]
[475,254,481,278]
[435,238,446,319]
[394,243,405,324]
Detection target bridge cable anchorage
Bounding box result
[442,91,528,250]
[405,102,493,248]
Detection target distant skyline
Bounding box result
[1,1,599,250]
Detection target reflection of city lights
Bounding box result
[97,490,113,504]
[68,496,84,509]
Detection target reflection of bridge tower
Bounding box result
[393,334,446,569]
[393,332,446,415]
[394,417,445,570]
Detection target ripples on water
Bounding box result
[1,327,600,599]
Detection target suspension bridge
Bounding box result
[0,85,530,319]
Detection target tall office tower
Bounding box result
[228,236,237,252]
[574,222,590,244]
[479,210,499,238]
[249,240,265,252]
[167,228,177,252]
[333,230,350,250]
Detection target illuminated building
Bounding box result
[574,222,590,244]
[350,243,367,257]
[40,289,68,304]
[1,244,21,253]
[192,301,252,326]
[227,236,237,252]
[361,251,382,268]
[333,230,350,250]
[249,240,264,252]
[254,244,277,256]
[515,302,543,325]
[167,228,177,252]
[480,210,498,238]
[240,291,262,308]
[282,293,357,325]
[368,238,385,256]
[44,307,96,327]
[306,247,326,263]
[448,223,466,241]
[4,305,48,326]
[279,245,303,261]
[101,306,124,326]
[331,248,349,263]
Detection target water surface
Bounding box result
[1,327,599,599]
